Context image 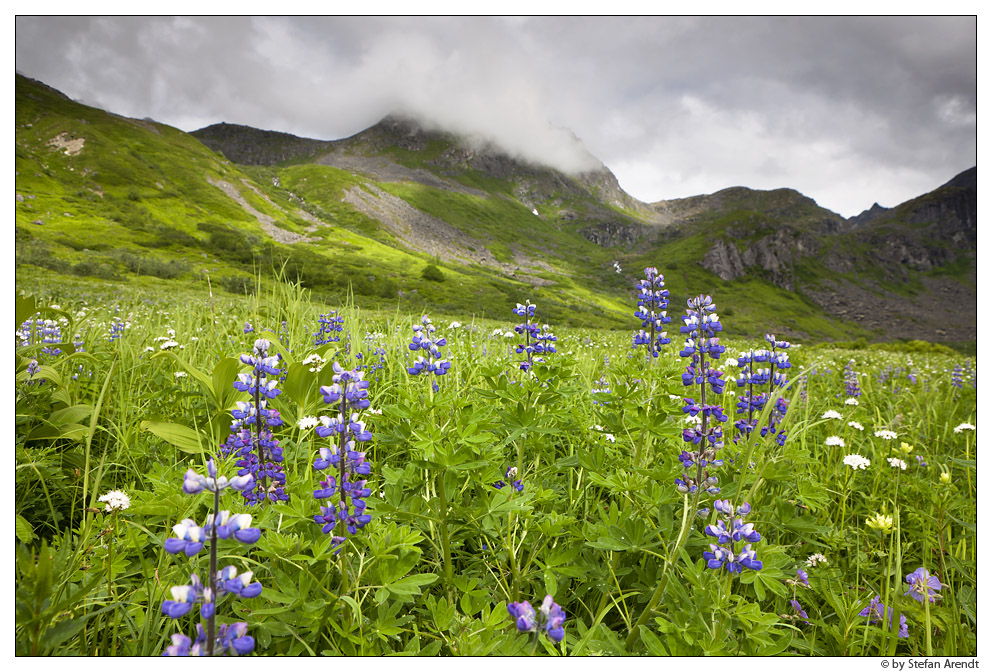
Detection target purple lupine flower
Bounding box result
[507,600,538,633]
[313,312,344,347]
[407,315,452,387]
[162,622,254,657]
[844,359,862,397]
[703,501,762,573]
[221,339,287,505]
[632,267,671,358]
[795,569,809,587]
[512,301,555,372]
[494,466,523,492]
[507,595,566,643]
[905,567,942,603]
[541,595,567,643]
[164,442,263,655]
[676,294,727,498]
[313,362,375,552]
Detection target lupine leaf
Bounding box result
[385,573,438,598]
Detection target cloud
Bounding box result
[15,16,976,217]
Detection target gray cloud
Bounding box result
[16,16,976,217]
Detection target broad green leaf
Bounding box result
[386,573,438,598]
[15,515,34,544]
[140,420,205,454]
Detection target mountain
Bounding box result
[15,74,976,343]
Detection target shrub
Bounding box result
[421,264,445,282]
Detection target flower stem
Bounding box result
[436,467,454,603]
[207,484,219,656]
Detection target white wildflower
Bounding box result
[160,340,179,350]
[98,490,131,512]
[845,397,859,406]
[144,346,155,352]
[848,421,864,431]
[887,457,907,470]
[297,416,319,430]
[806,553,828,567]
[843,454,871,470]
[448,321,462,329]
[874,429,898,440]
[367,408,383,415]
[954,423,976,433]
[821,410,843,420]
[174,371,187,378]
[603,433,616,443]
[724,357,738,368]
[302,353,326,373]
[825,436,845,447]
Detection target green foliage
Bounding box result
[12,279,976,656]
[421,264,445,282]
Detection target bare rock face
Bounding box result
[702,239,746,282]
[702,230,820,291]
[579,220,645,248]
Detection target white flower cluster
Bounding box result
[825,436,845,447]
[805,553,828,567]
[297,416,320,430]
[848,421,864,431]
[845,398,860,406]
[843,454,871,470]
[98,490,131,512]
[302,353,326,373]
[874,429,898,440]
[887,457,907,470]
[954,422,976,433]
[821,410,843,420]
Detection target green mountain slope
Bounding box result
[15,74,975,343]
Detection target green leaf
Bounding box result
[639,626,669,655]
[26,422,88,442]
[211,357,242,406]
[386,573,438,599]
[48,404,93,426]
[282,362,315,407]
[15,515,34,544]
[140,420,205,454]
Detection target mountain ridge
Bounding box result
[15,73,977,343]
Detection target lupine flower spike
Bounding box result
[703,500,763,573]
[407,315,451,391]
[676,294,726,500]
[512,301,556,372]
[161,459,261,656]
[221,338,287,505]
[313,363,374,553]
[632,267,671,358]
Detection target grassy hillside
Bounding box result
[16,73,954,342]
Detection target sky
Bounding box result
[14,15,978,217]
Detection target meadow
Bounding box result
[14,271,977,657]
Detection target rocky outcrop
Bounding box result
[702,229,820,291]
[579,220,645,247]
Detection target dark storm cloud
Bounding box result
[15,16,976,217]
